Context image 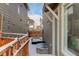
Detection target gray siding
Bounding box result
[0,3,29,33]
[43,12,52,54]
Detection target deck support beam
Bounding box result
[44,12,53,22]
[45,4,59,20]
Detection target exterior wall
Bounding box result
[0,3,29,33]
[43,12,52,54]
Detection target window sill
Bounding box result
[62,48,76,56]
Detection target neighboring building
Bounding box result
[0,3,29,33]
[28,18,34,31]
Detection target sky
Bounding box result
[28,3,43,26]
[28,3,43,16]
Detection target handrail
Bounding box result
[19,34,28,40]
[1,32,27,36]
[13,39,29,56]
[0,38,17,52]
[0,32,28,39]
[0,33,29,55]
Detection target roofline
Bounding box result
[24,3,29,10]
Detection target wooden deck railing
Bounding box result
[29,31,43,37]
[0,32,29,56]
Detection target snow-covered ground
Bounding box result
[29,37,52,56]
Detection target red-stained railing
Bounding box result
[29,31,43,37]
[0,32,29,56]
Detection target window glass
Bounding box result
[67,4,79,55]
[18,5,23,15]
[18,6,20,14]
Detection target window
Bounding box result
[18,5,23,15]
[18,6,20,14]
[64,4,79,55]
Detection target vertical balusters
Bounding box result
[13,43,17,55]
[8,46,13,56]
[0,34,29,56]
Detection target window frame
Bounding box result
[61,3,76,56]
